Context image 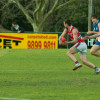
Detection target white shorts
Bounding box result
[72,42,87,56]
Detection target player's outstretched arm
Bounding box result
[89,33,100,39]
[83,33,100,40]
[59,28,67,40]
[87,23,100,34]
[87,31,97,34]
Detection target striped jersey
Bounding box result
[67,26,85,43]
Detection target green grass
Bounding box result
[0,49,100,100]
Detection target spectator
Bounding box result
[11,22,24,33]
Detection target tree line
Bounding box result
[0,0,100,32]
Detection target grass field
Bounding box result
[0,49,100,100]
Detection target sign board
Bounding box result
[87,38,95,47]
[0,33,58,49]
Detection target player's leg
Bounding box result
[80,54,95,68]
[80,54,100,74]
[78,42,96,69]
[90,45,100,57]
[67,47,77,62]
[67,44,82,70]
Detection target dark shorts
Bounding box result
[94,41,100,46]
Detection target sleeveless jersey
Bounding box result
[93,20,100,42]
[67,26,85,43]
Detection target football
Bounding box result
[59,37,66,46]
[61,37,66,42]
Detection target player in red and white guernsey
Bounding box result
[59,19,100,74]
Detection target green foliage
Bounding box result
[0,1,33,31]
[44,0,88,32]
[0,0,100,32]
[94,0,100,18]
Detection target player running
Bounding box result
[86,15,100,57]
[59,19,100,74]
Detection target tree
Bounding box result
[0,0,90,32]
[88,0,93,31]
[94,0,100,17]
[0,0,23,29]
[9,0,74,32]
[46,0,88,32]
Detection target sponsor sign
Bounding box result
[0,33,58,49]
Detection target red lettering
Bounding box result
[27,41,42,49]
[44,41,47,48]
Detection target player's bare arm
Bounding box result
[62,29,78,45]
[59,28,67,40]
[89,33,100,39]
[87,23,100,34]
[84,33,100,40]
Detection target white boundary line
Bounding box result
[0,97,33,100]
